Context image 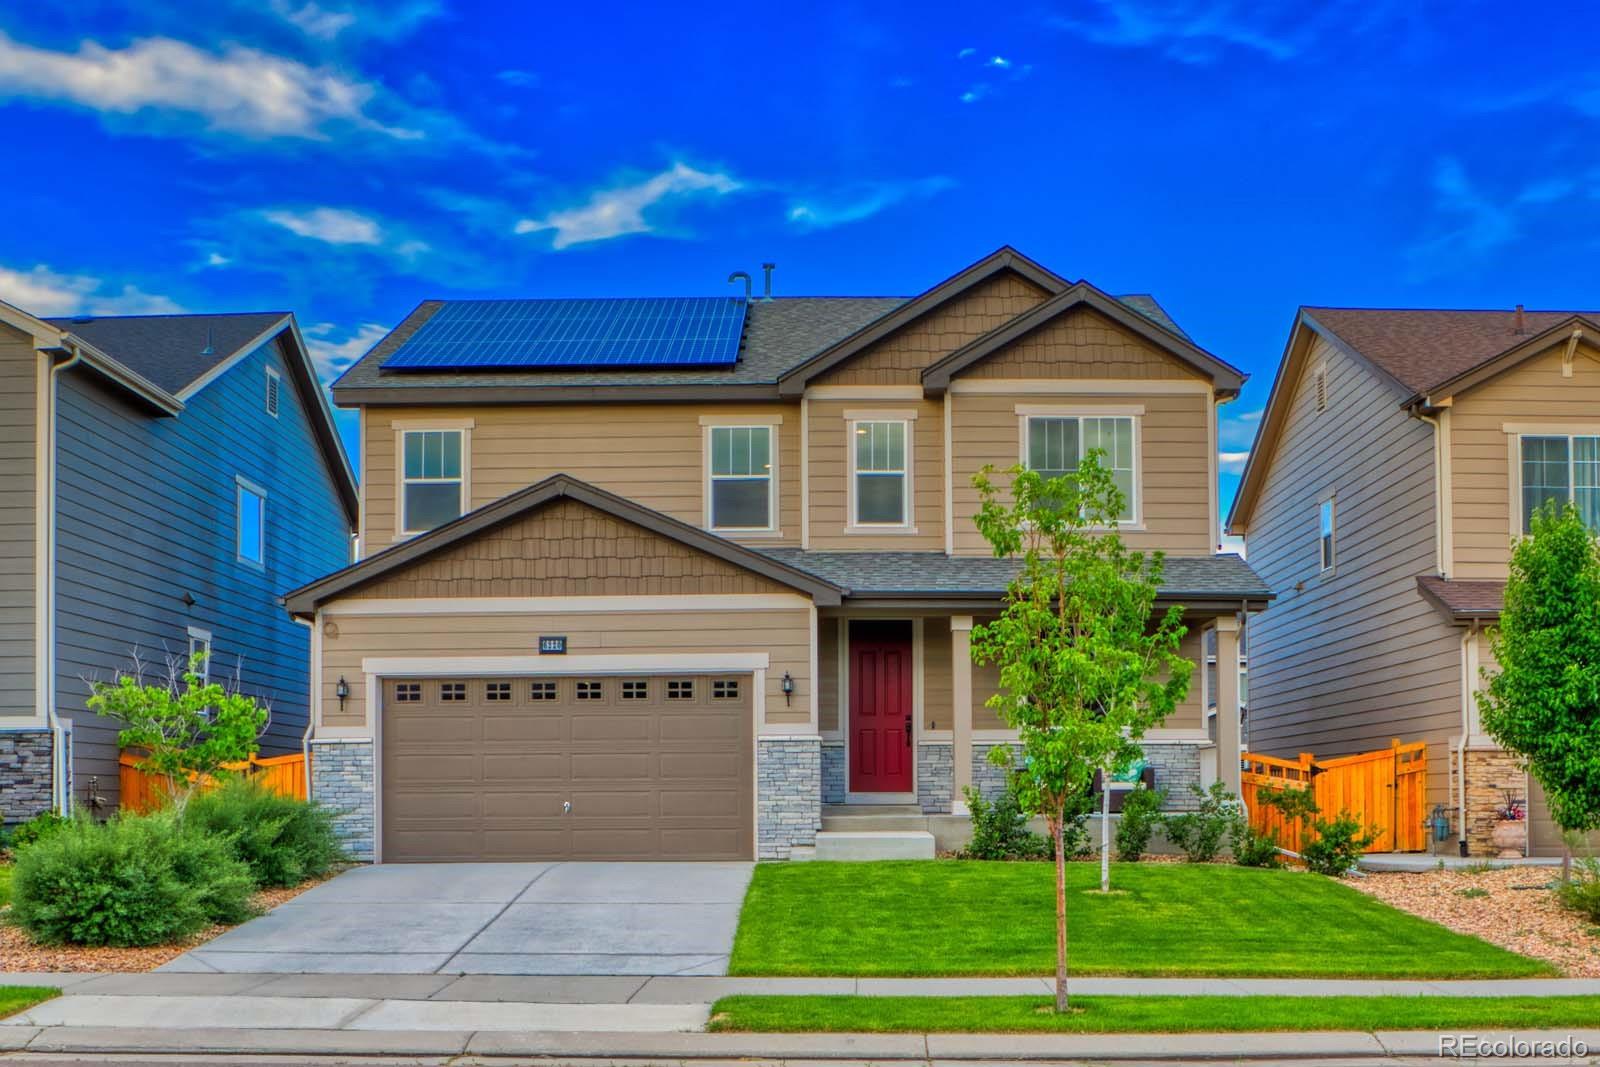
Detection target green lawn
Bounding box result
[0,988,56,1021]
[709,994,1600,1034]
[729,861,1550,978]
[0,864,11,909]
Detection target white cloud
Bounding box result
[989,55,1011,67]
[0,30,420,140]
[263,206,384,245]
[514,162,741,249]
[303,320,388,381]
[1046,0,1313,63]
[1220,533,1246,557]
[0,263,181,317]
[271,1,356,39]
[1219,405,1262,450]
[205,251,233,268]
[1219,450,1251,474]
[956,47,976,58]
[787,177,956,230]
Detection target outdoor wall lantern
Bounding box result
[781,671,794,706]
[335,676,350,712]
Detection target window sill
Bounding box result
[843,525,919,535]
[709,527,782,538]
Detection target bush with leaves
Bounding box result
[961,785,1051,860]
[1230,825,1281,867]
[1301,813,1378,876]
[2,811,70,854]
[1114,785,1166,862]
[10,813,256,946]
[1556,857,1600,922]
[184,777,345,888]
[1163,782,1243,862]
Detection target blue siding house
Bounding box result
[0,301,356,819]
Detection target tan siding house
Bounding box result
[1232,306,1600,857]
[296,247,1265,862]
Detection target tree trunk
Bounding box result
[1052,814,1069,1013]
[1563,844,1573,885]
[1100,768,1112,892]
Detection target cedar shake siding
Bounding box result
[52,338,350,806]
[0,325,36,719]
[1241,333,1460,806]
[955,305,1206,382]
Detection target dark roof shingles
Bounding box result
[1416,575,1504,620]
[48,312,287,395]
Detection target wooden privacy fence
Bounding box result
[1241,739,1428,853]
[119,751,307,814]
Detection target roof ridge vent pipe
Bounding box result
[201,327,216,357]
[727,271,753,304]
[761,262,776,302]
[1514,304,1525,335]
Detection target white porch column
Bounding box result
[951,615,974,815]
[1213,614,1243,799]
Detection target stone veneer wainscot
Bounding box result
[311,738,375,862]
[757,737,820,859]
[0,729,54,824]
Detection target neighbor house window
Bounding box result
[708,425,774,530]
[265,367,281,418]
[1024,415,1137,521]
[186,627,212,683]
[401,429,465,534]
[851,420,909,526]
[236,478,266,567]
[1519,434,1600,533]
[1319,497,1336,572]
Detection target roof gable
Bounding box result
[285,474,843,614]
[45,312,289,395]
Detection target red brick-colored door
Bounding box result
[849,622,913,793]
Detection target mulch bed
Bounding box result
[1349,867,1600,977]
[0,877,325,974]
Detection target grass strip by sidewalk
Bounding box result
[709,994,1600,1034]
[0,988,58,1021]
[0,864,12,908]
[730,861,1551,978]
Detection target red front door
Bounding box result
[849,622,913,793]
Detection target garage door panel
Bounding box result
[382,672,753,862]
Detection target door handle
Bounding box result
[562,801,571,814]
[904,718,912,742]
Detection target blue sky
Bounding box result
[3,1,1597,537]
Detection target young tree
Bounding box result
[971,452,1192,1013]
[88,650,269,811]
[1477,502,1600,875]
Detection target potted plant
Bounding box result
[1489,791,1527,859]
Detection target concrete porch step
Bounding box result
[820,811,934,833]
[813,830,936,861]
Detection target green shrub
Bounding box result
[184,778,344,888]
[3,812,69,853]
[10,812,256,946]
[1162,782,1243,863]
[1231,825,1281,867]
[959,786,1050,860]
[1301,813,1378,876]
[1114,785,1166,862]
[1556,858,1600,922]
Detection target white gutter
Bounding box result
[43,345,83,814]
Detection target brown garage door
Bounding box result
[381,674,754,862]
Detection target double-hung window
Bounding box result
[708,425,774,531]
[236,477,266,567]
[401,429,465,534]
[1319,497,1336,572]
[1023,414,1137,522]
[1519,434,1600,533]
[186,626,212,683]
[851,420,909,526]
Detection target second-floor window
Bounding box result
[1319,497,1336,572]
[236,477,266,567]
[1024,415,1136,521]
[708,425,774,531]
[402,429,465,534]
[851,420,909,526]
[1520,434,1600,533]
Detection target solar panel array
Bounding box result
[381,297,748,370]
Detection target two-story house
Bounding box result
[0,300,356,820]
[1229,306,1600,857]
[284,248,1268,863]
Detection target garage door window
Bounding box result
[667,679,694,699]
[440,682,466,701]
[395,682,421,702]
[712,679,740,699]
[576,680,604,700]
[485,682,512,701]
[529,681,557,700]
[622,680,649,700]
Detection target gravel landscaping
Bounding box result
[1350,868,1600,977]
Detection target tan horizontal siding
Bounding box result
[922,616,952,732]
[813,272,1049,387]
[320,607,812,730]
[1449,343,1600,580]
[806,398,943,550]
[817,617,840,733]
[363,403,800,554]
[959,305,1204,381]
[1243,333,1460,810]
[0,326,35,717]
[1167,627,1205,732]
[949,391,1213,555]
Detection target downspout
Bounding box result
[1413,409,1445,577]
[1456,625,1476,856]
[45,346,84,815]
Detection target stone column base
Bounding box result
[0,729,55,824]
[820,739,845,806]
[757,737,820,860]
[1457,747,1528,857]
[918,741,953,813]
[310,739,375,863]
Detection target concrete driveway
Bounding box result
[160,862,754,976]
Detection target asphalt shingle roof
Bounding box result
[1305,307,1600,396]
[1416,575,1504,621]
[755,548,1269,600]
[47,312,288,395]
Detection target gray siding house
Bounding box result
[0,300,357,820]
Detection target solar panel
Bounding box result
[381,297,747,370]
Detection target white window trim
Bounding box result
[1015,407,1144,529]
[235,476,266,570]
[264,366,281,419]
[846,416,915,532]
[703,423,780,535]
[395,426,472,539]
[1318,495,1337,574]
[1507,429,1600,537]
[186,626,212,684]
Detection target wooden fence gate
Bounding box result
[1241,739,1428,853]
[119,751,308,814]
